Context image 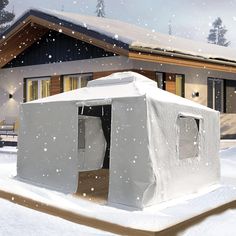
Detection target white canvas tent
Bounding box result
[17,72,220,209]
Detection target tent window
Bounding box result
[178,115,200,160]
[78,119,85,149]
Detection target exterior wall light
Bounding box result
[192,91,199,98]
[9,94,13,99]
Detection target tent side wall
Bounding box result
[108,96,155,209]
[17,101,79,193]
[146,96,220,203]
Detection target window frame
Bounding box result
[63,73,93,92]
[24,76,51,102]
[225,79,236,113]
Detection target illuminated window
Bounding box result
[176,74,184,97]
[26,77,50,102]
[63,74,92,92]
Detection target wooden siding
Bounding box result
[165,73,176,94]
[50,75,62,95]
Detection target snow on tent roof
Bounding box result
[87,71,157,87]
[8,8,236,63]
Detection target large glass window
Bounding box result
[63,74,92,92]
[177,115,200,160]
[156,72,185,97]
[26,77,50,102]
[208,78,236,113]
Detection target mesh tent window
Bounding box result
[177,114,201,160]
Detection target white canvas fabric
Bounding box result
[17,72,220,209]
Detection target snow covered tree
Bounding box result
[96,0,105,18]
[0,0,15,34]
[168,19,172,36]
[207,17,230,47]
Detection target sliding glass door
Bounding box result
[225,80,236,113]
[207,78,224,112]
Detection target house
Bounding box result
[0,8,236,137]
[17,71,220,209]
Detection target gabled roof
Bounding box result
[1,8,236,69]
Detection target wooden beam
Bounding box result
[30,16,129,57]
[0,22,49,68]
[129,51,236,74]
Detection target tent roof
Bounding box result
[26,72,215,112]
[1,8,236,68]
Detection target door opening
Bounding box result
[76,105,112,203]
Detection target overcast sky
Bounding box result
[6,0,236,48]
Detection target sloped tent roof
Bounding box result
[18,72,220,208]
[1,8,236,68]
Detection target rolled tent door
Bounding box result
[78,115,107,171]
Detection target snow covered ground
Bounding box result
[0,198,114,236]
[0,145,236,235]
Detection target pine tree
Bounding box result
[168,19,172,36]
[207,17,230,47]
[0,0,15,34]
[96,0,105,18]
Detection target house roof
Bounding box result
[1,8,236,69]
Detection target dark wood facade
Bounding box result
[165,73,177,95]
[4,30,115,68]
